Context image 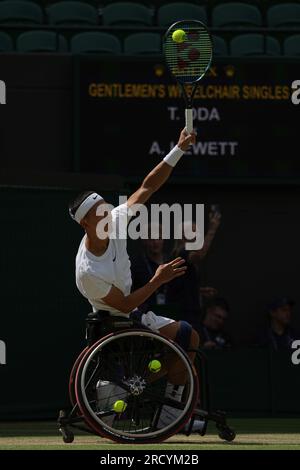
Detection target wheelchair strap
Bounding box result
[129,309,144,324]
[175,321,192,352]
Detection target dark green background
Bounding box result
[1,186,300,419]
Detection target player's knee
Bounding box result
[159,321,180,341]
[189,328,200,349]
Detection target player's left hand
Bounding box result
[177,128,196,151]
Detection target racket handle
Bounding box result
[185,108,193,134]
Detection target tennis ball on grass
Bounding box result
[172,29,186,43]
[113,400,127,413]
[148,359,162,373]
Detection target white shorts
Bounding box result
[140,310,175,332]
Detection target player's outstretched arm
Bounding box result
[127,129,196,208]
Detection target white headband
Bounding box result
[72,193,103,223]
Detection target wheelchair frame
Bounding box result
[58,313,236,444]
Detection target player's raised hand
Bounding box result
[177,128,196,151]
[153,257,187,285]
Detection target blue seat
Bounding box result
[230,34,281,56]
[0,31,13,52]
[212,2,262,28]
[157,2,207,26]
[0,0,43,24]
[212,35,228,56]
[124,33,161,55]
[47,1,98,26]
[102,2,152,26]
[267,3,300,28]
[17,31,68,52]
[284,35,300,56]
[71,32,121,54]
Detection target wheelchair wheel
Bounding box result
[69,347,88,407]
[75,329,198,444]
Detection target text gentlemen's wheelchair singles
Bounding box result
[58,311,236,444]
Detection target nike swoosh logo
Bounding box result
[112,255,116,262]
[93,195,97,200]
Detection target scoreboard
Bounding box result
[75,56,300,182]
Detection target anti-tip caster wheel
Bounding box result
[59,426,74,443]
[58,410,74,443]
[218,426,236,442]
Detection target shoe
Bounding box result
[182,418,205,433]
[96,380,127,426]
[157,405,181,428]
[157,405,205,434]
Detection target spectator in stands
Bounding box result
[166,209,221,333]
[199,297,232,349]
[258,298,298,350]
[131,223,168,308]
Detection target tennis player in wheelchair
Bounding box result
[65,127,236,444]
[68,128,207,435]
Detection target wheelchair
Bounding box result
[58,310,236,444]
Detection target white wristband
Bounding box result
[163,145,184,168]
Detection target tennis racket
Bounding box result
[164,20,213,133]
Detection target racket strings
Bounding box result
[164,22,212,84]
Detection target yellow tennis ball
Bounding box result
[172,29,186,43]
[148,359,161,373]
[113,400,127,413]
